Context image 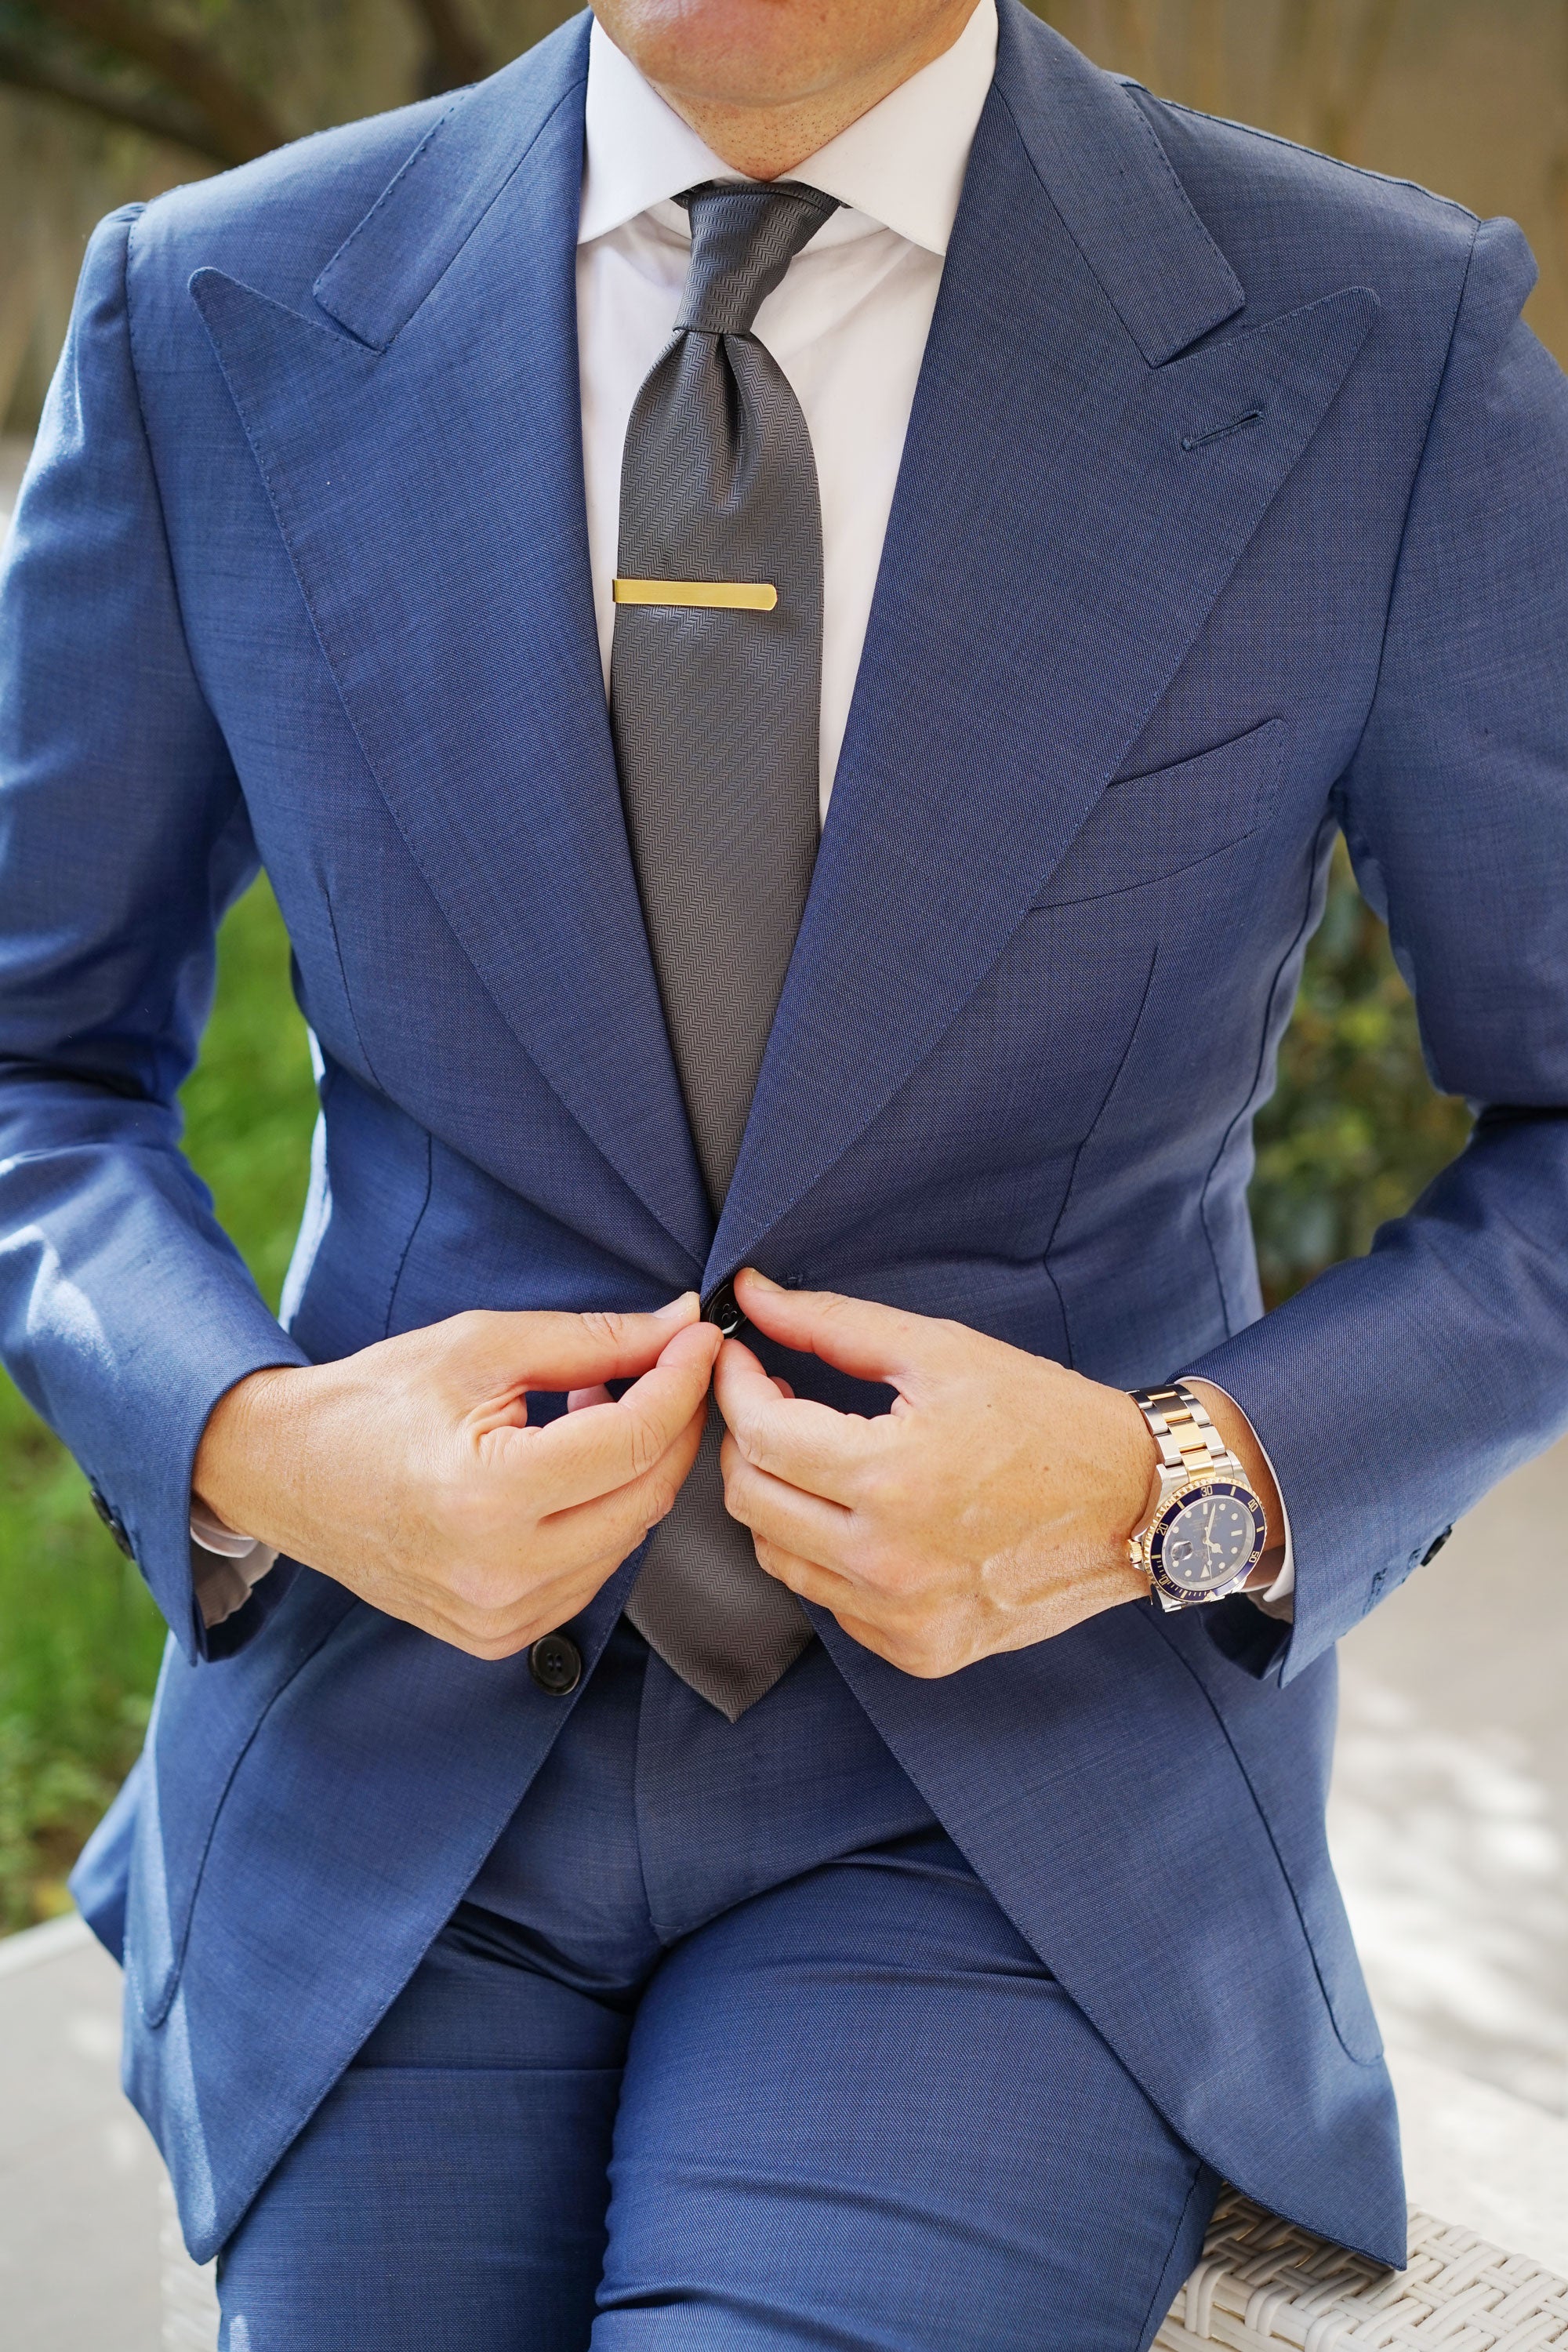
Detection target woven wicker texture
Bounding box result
[1155,2191,1568,2350]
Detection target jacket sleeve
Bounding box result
[0,207,307,1662]
[1186,215,1568,1685]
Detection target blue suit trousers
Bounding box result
[216,1627,1218,2350]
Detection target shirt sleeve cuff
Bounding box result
[1200,1381,1294,1621]
[190,1497,278,1628]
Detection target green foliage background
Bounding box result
[0,880,314,1926]
[0,850,1472,1927]
[1252,844,1472,1300]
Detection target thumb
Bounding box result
[731,1270,941,1395]
[449,1294,701,1398]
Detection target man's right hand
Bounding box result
[191,1296,719,1658]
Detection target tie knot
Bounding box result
[675,180,840,337]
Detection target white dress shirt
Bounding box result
[578,0,999,815]
[194,0,1292,1616]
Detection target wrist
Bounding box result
[1183,1378,1285,1581]
[1110,1386,1163,1544]
[193,1363,312,1547]
[1125,1380,1279,1608]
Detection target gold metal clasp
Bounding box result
[612,579,779,612]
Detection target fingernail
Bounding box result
[741,1269,781,1293]
[655,1290,699,1319]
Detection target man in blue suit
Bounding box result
[2,0,1566,2339]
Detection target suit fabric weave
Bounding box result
[212,1621,1222,2350]
[0,0,1561,2276]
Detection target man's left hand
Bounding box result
[714,1269,1285,1677]
[713,1269,1162,1676]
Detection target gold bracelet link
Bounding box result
[1131,1381,1229,1481]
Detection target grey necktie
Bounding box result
[612,180,839,1720]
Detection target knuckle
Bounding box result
[720,1451,748,1503]
[624,1410,667,1481]
[848,1528,897,1585]
[857,1465,909,1519]
[444,1558,505,1615]
[450,1617,519,1663]
[442,1484,501,1551]
[887,1630,942,1677]
[470,1631,518,1663]
[641,1472,680,1527]
[578,1306,627,1350]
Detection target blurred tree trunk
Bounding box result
[30,0,287,162]
[0,0,504,167]
[1312,0,1406,162]
[410,0,492,89]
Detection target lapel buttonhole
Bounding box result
[1181,407,1265,453]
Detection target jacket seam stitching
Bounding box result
[124,208,255,1118]
[1128,85,1481,225]
[314,90,474,299]
[1142,1610,1382,2067]
[140,1592,357,2021]
[1043,942,1159,1368]
[383,1130,434,1339]
[1335,213,1483,784]
[1135,2157,1214,2349]
[1197,805,1336,1330]
[329,68,586,349]
[320,888,383,1093]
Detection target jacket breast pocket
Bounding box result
[1033,717,1286,910]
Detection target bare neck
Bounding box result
[644,4,977,181]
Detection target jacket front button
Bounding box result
[528,1634,582,1696]
[702,1278,743,1336]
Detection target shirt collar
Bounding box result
[577,0,998,256]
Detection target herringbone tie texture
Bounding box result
[613,180,838,1719]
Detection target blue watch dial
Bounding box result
[1152,1482,1266,1594]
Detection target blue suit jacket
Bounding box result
[3,0,1565,2270]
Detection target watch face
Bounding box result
[1153,1482,1266,1595]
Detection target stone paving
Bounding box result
[1330,1436,1568,2118]
[0,1918,168,2347]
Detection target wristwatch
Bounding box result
[1127,1381,1269,1611]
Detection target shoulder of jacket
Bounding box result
[1120,82,1481,276]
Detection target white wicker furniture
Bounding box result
[1156,2190,1568,2350]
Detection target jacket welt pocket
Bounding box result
[1033,717,1287,910]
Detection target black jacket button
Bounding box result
[702,1278,743,1336]
[89,1483,135,1560]
[528,1634,582,1696]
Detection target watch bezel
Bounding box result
[1145,1475,1269,1605]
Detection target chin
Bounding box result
[593,0,883,111]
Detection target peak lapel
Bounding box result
[192,17,712,1270]
[710,3,1376,1283]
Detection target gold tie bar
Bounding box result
[613,578,779,612]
